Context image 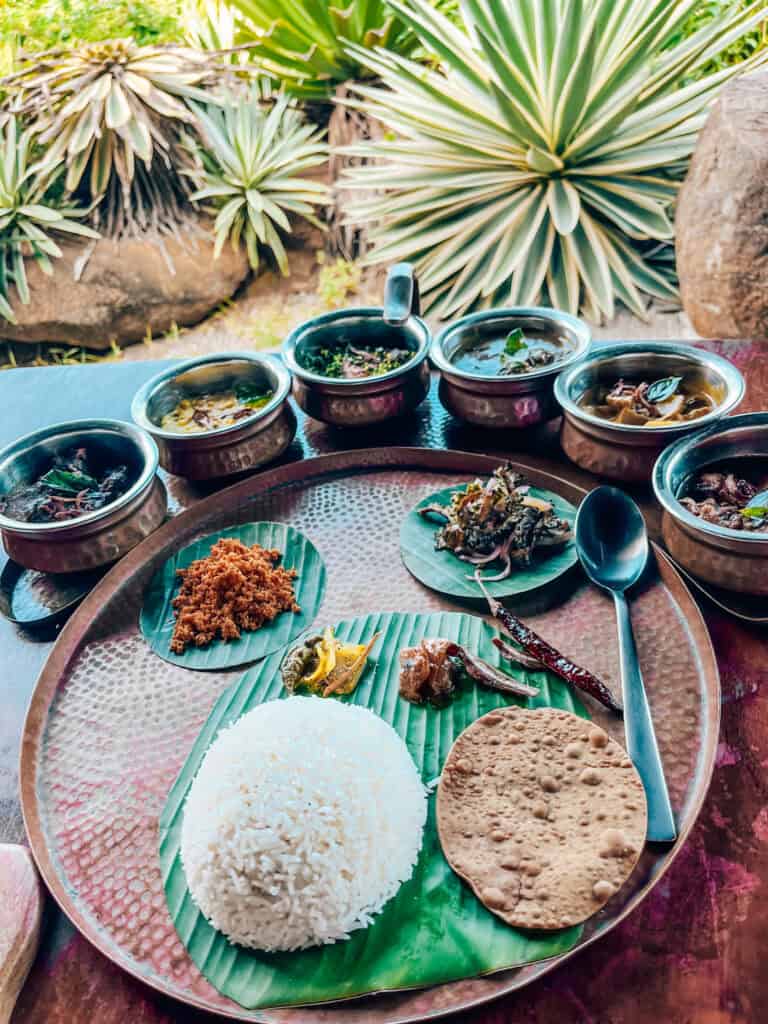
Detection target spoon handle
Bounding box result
[613,591,677,842]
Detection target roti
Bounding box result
[436,706,648,930]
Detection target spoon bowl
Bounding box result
[575,486,648,593]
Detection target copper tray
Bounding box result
[20,448,720,1023]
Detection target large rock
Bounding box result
[0,222,250,350]
[677,69,768,339]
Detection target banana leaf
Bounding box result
[400,484,577,600]
[160,610,587,1010]
[140,522,325,671]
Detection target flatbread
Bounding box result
[437,706,648,930]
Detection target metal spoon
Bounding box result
[575,486,677,842]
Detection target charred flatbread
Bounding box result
[437,706,648,930]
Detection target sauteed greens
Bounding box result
[301,342,412,379]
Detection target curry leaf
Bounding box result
[646,376,682,404]
[504,327,526,355]
[234,380,273,408]
[41,468,98,493]
[743,490,768,518]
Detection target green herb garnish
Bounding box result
[234,380,273,409]
[504,328,526,355]
[646,376,682,404]
[41,467,98,493]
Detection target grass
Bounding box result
[0,339,124,369]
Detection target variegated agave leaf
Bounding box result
[224,0,422,97]
[0,40,231,236]
[0,117,98,322]
[341,0,768,321]
[188,86,328,273]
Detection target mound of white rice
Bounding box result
[180,696,427,951]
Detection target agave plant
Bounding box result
[224,0,423,97]
[188,86,328,273]
[0,118,98,322]
[0,40,229,236]
[342,0,768,320]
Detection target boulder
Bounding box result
[676,68,768,339]
[0,222,250,350]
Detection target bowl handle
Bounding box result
[383,262,421,325]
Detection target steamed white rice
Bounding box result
[180,696,427,951]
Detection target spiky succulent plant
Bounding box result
[188,86,328,273]
[0,40,229,236]
[342,0,768,321]
[223,0,424,97]
[0,117,98,322]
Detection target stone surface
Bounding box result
[0,222,250,350]
[677,68,768,339]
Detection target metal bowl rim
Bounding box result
[282,307,431,387]
[431,306,592,384]
[554,341,745,436]
[130,352,291,441]
[652,411,768,546]
[0,418,158,535]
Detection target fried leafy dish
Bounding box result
[418,464,572,581]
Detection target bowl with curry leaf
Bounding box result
[131,353,296,481]
[653,412,768,596]
[430,307,591,429]
[555,343,744,483]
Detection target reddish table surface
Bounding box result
[2,339,768,1024]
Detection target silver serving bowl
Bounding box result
[282,309,431,427]
[555,342,745,482]
[131,353,296,480]
[431,307,591,429]
[653,413,768,595]
[0,419,166,573]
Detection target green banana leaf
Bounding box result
[400,485,577,600]
[140,522,326,671]
[160,610,587,1010]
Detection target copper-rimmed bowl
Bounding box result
[555,342,745,483]
[653,412,768,595]
[0,419,166,573]
[283,308,431,427]
[131,353,296,480]
[431,307,591,429]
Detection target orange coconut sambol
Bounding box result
[170,537,299,654]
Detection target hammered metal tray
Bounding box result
[20,448,720,1023]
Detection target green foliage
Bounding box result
[222,0,424,98]
[0,0,183,52]
[0,117,98,322]
[1,40,227,236]
[672,0,768,77]
[343,0,768,322]
[316,255,362,307]
[189,86,328,273]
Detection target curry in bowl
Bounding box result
[450,324,574,377]
[578,372,723,427]
[679,460,768,534]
